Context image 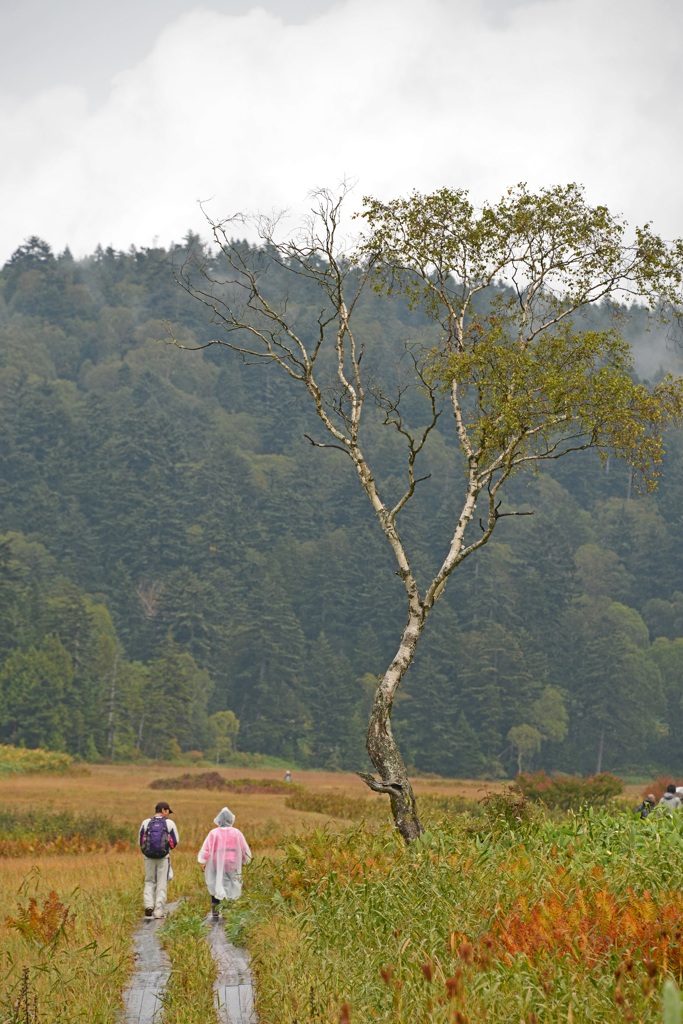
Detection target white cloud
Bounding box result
[2,0,682,264]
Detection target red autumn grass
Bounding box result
[6,890,75,946]
[476,869,683,975]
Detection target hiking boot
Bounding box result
[152,911,164,919]
[144,908,153,917]
[212,906,220,919]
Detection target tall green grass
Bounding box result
[284,789,483,824]
[238,802,683,1022]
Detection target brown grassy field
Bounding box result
[0,765,649,1022]
[2,765,381,846]
[0,765,509,844]
[0,765,478,1021]
[0,764,646,845]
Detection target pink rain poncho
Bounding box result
[197,807,252,901]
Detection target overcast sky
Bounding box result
[1,0,682,265]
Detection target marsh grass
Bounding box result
[238,813,683,1022]
[284,789,483,826]
[0,808,131,856]
[0,855,140,1023]
[2,765,664,1022]
[0,764,394,854]
[0,849,228,1024]
[0,759,369,1020]
[284,790,389,822]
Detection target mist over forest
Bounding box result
[2,235,683,779]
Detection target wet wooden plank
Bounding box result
[206,916,258,1023]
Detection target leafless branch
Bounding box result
[303,434,349,456]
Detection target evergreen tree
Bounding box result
[302,633,361,769]
[0,635,72,749]
[142,642,205,757]
[563,598,665,772]
[230,578,308,760]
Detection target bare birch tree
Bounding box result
[174,183,683,843]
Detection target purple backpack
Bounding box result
[142,817,170,858]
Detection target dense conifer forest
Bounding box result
[1,235,683,777]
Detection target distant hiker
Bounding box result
[198,806,252,919]
[139,801,179,919]
[284,770,292,783]
[658,784,682,813]
[635,794,656,819]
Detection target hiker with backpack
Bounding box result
[635,793,657,819]
[658,784,683,814]
[139,801,179,919]
[197,806,251,919]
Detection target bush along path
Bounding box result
[121,899,257,1024]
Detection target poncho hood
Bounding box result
[214,807,235,827]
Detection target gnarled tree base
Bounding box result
[357,770,423,843]
[360,689,424,843]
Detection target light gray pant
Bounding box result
[143,855,170,914]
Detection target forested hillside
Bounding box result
[1,235,683,777]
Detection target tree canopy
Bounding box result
[176,183,683,840]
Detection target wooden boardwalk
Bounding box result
[120,909,173,1024]
[206,916,257,1023]
[120,904,257,1023]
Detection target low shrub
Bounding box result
[185,750,205,764]
[476,788,540,833]
[512,770,623,810]
[149,771,297,793]
[0,745,75,775]
[0,808,131,856]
